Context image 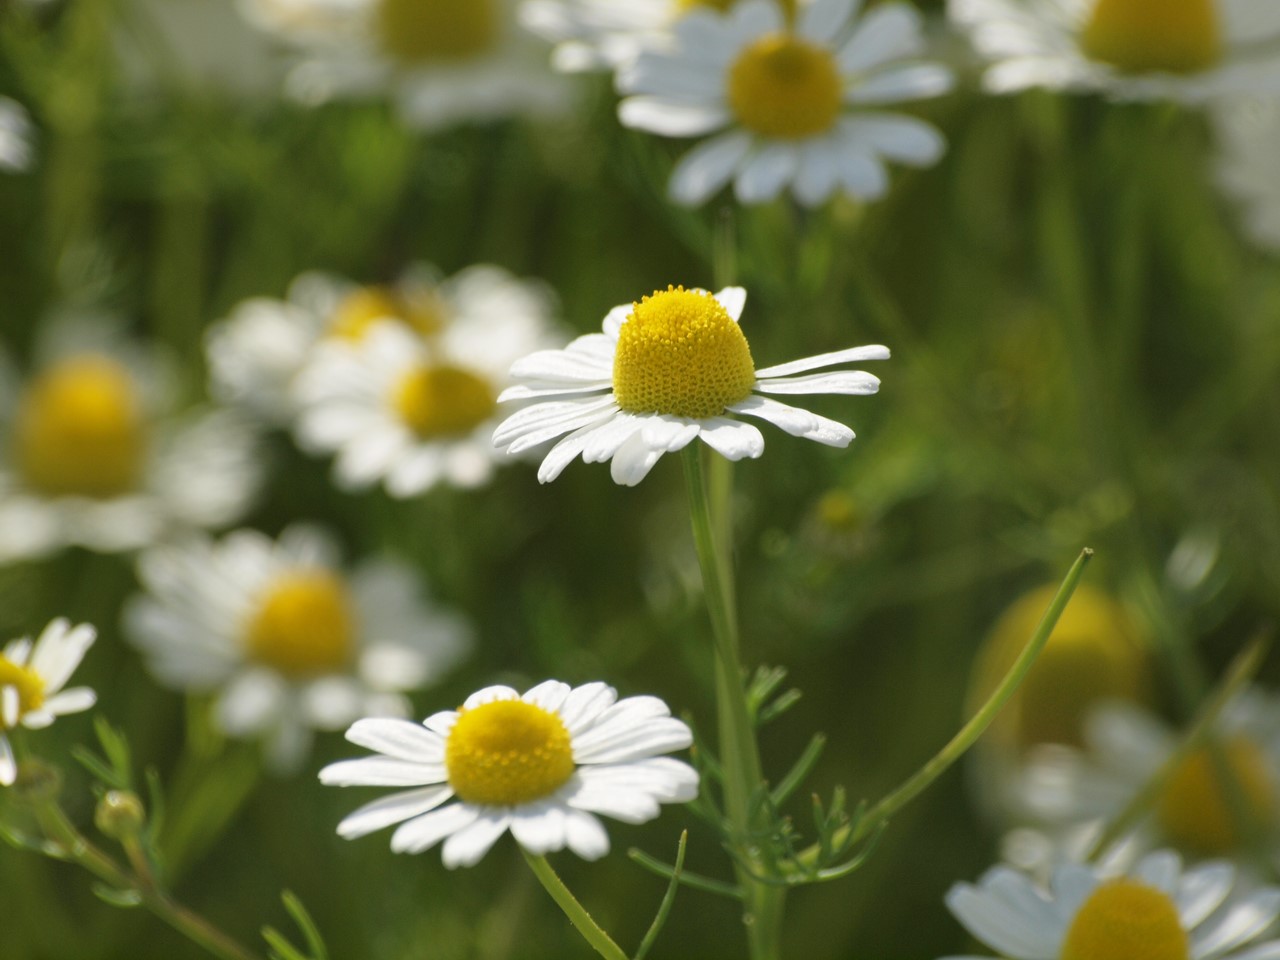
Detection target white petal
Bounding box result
[794,139,841,207]
[698,418,765,461]
[523,680,573,712]
[729,395,855,447]
[755,345,891,378]
[462,685,521,709]
[1177,861,1235,930]
[30,619,95,694]
[841,114,946,166]
[345,718,446,763]
[609,418,700,486]
[216,671,286,736]
[564,809,610,860]
[507,342,615,384]
[1135,850,1181,894]
[839,4,926,73]
[618,97,730,137]
[574,757,700,803]
[1232,943,1280,960]
[669,132,752,206]
[2,687,17,729]
[714,287,747,322]
[944,880,1062,958]
[0,735,14,785]
[38,687,96,717]
[1192,890,1280,957]
[391,803,479,855]
[336,785,455,839]
[319,756,447,787]
[509,802,569,855]
[537,415,625,483]
[735,143,800,204]
[799,0,859,44]
[848,65,955,104]
[835,146,889,199]
[754,370,881,395]
[558,682,618,735]
[441,811,511,867]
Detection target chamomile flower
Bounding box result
[1007,691,1280,859]
[0,98,34,173]
[0,619,97,786]
[293,270,564,496]
[124,524,470,770]
[949,0,1280,102]
[0,320,260,562]
[239,0,571,130]
[616,0,954,206]
[208,264,521,424]
[1215,99,1280,252]
[521,0,800,73]
[492,285,887,486]
[320,680,698,867]
[944,850,1280,960]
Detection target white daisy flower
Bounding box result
[521,0,799,73]
[492,284,887,486]
[239,0,572,130]
[616,0,954,206]
[949,0,1280,102]
[944,850,1280,960]
[123,524,471,770]
[320,680,698,867]
[292,268,565,497]
[207,264,503,424]
[1006,691,1280,860]
[0,320,261,563]
[1215,99,1280,252]
[0,618,97,786]
[0,97,34,173]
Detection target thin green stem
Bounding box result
[32,798,261,960]
[795,548,1094,867]
[521,851,629,960]
[634,831,688,960]
[682,446,783,960]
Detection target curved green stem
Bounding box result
[522,851,629,960]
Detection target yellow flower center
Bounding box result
[612,286,756,419]
[328,287,446,342]
[971,584,1147,749]
[244,570,356,677]
[727,34,843,139]
[1081,0,1221,74]
[1157,736,1275,855]
[445,700,576,806]
[393,364,497,439]
[0,657,45,728]
[676,0,797,17]
[375,0,499,65]
[13,355,147,499]
[1060,880,1189,960]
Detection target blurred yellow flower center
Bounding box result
[245,570,355,676]
[1060,880,1188,960]
[13,355,147,499]
[375,0,498,64]
[394,364,497,438]
[676,0,797,17]
[0,658,45,727]
[1081,0,1221,74]
[728,34,842,139]
[612,286,756,419]
[329,287,446,341]
[1157,736,1275,855]
[445,700,575,806]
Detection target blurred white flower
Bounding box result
[945,850,1280,960]
[124,524,471,771]
[1004,691,1280,861]
[239,0,572,129]
[1215,99,1280,252]
[616,0,954,206]
[949,0,1280,102]
[207,265,469,424]
[0,98,34,173]
[0,320,261,562]
[320,679,698,866]
[493,284,887,486]
[292,265,564,496]
[0,619,97,786]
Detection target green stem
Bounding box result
[33,798,261,960]
[795,548,1094,867]
[682,446,783,960]
[521,851,629,960]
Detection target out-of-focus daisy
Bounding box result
[0,619,97,786]
[945,850,1280,960]
[1215,99,1280,252]
[616,0,954,206]
[0,98,34,173]
[239,0,571,130]
[521,0,798,73]
[124,524,470,770]
[0,320,260,562]
[1007,691,1280,859]
[208,264,525,424]
[949,0,1280,102]
[493,284,887,486]
[293,269,564,497]
[320,680,698,867]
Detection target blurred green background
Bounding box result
[2,0,1280,957]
